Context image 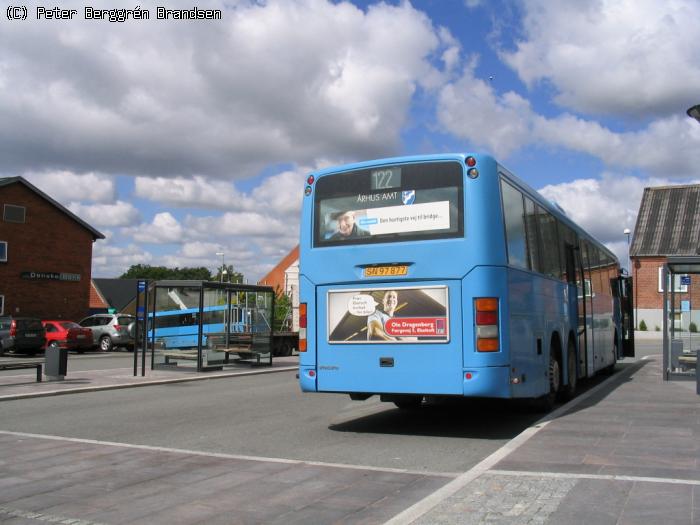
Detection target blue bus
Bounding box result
[149,305,256,349]
[298,154,634,409]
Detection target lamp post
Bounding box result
[623,228,631,273]
[623,228,637,329]
[216,252,225,283]
[687,104,700,124]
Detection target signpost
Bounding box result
[134,280,148,376]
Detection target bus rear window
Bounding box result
[314,161,463,247]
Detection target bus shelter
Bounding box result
[662,257,699,389]
[133,280,275,373]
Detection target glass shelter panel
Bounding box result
[146,281,276,372]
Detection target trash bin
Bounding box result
[45,346,68,381]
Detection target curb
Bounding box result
[383,359,646,525]
[0,365,298,401]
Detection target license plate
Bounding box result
[364,265,408,277]
[77,334,86,339]
[24,333,35,337]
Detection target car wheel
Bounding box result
[99,336,113,352]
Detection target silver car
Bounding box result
[78,314,135,352]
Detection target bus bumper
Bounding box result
[299,368,317,392]
[463,366,511,398]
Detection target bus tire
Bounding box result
[533,345,561,412]
[560,338,577,401]
[602,338,617,375]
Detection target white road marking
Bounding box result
[489,469,700,486]
[0,429,457,479]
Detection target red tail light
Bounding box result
[475,297,499,352]
[9,320,16,337]
[299,302,307,352]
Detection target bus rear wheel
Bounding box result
[560,339,577,401]
[533,350,561,412]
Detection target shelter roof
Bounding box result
[630,184,700,257]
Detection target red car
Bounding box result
[42,320,93,353]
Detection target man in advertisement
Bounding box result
[367,290,398,340]
[330,210,369,240]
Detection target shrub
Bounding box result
[639,320,647,331]
[690,322,697,333]
[655,326,660,331]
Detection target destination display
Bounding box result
[313,161,463,247]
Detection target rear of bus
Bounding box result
[298,154,516,403]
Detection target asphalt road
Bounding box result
[0,369,545,474]
[0,341,662,474]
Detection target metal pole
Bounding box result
[133,283,141,376]
[662,265,669,380]
[197,284,204,371]
[141,282,148,377]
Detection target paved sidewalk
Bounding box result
[0,356,298,401]
[0,431,451,525]
[393,357,700,525]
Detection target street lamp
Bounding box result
[215,252,225,283]
[623,227,631,271]
[687,104,700,124]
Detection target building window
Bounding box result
[0,295,4,316]
[658,267,688,293]
[0,241,5,262]
[3,204,26,223]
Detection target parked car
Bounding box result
[42,320,93,353]
[0,316,46,355]
[78,314,135,352]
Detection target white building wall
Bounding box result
[284,259,299,331]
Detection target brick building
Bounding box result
[629,185,700,331]
[0,177,104,320]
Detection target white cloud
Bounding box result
[125,212,185,244]
[437,62,700,175]
[92,243,153,278]
[0,0,454,178]
[23,170,116,204]
[250,169,307,216]
[186,211,292,238]
[67,201,140,227]
[500,0,700,117]
[134,176,246,210]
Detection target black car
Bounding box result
[0,316,47,355]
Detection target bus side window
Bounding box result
[500,179,528,269]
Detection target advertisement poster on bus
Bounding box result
[327,286,449,343]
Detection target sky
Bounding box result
[2,0,700,280]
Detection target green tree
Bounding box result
[213,264,244,283]
[120,264,213,281]
[273,289,293,331]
